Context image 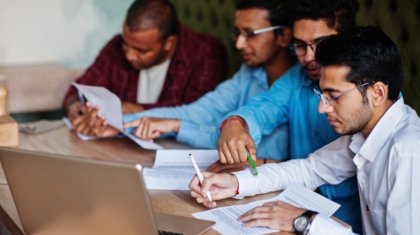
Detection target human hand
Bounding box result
[124,117,180,141]
[218,117,257,164]
[122,102,144,114]
[206,159,264,173]
[239,201,306,231]
[71,103,101,136]
[189,172,238,208]
[91,117,121,137]
[67,101,87,122]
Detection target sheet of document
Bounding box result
[73,83,123,130]
[143,149,219,190]
[66,83,163,149]
[193,184,341,235]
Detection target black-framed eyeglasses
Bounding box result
[231,25,282,41]
[290,36,329,56]
[313,82,371,106]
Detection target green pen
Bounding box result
[247,152,258,176]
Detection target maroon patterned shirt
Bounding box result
[63,25,227,110]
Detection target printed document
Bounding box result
[143,149,218,190]
[68,83,163,149]
[193,184,340,235]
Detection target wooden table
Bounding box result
[0,122,290,235]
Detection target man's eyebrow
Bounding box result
[235,26,253,32]
[122,39,148,52]
[322,87,341,93]
[293,35,329,43]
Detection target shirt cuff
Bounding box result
[309,214,354,235]
[123,112,145,123]
[232,169,260,199]
[176,121,198,144]
[176,121,218,149]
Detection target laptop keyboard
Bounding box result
[158,230,183,235]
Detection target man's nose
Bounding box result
[235,35,247,50]
[318,99,333,114]
[303,45,316,63]
[125,48,138,61]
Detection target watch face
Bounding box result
[294,216,309,233]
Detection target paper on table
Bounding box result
[143,149,219,190]
[193,184,341,235]
[69,83,163,149]
[124,132,163,150]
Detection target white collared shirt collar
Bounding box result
[351,98,406,165]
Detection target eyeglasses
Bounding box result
[314,82,371,106]
[231,26,282,41]
[290,36,329,56]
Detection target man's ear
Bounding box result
[369,82,389,106]
[163,35,176,52]
[277,27,293,48]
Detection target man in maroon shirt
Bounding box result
[63,0,227,135]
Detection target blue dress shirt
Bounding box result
[225,66,362,234]
[123,64,297,161]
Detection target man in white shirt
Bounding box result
[189,26,420,235]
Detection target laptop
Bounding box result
[0,147,214,235]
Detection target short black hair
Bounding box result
[236,0,292,32]
[286,0,359,33]
[316,26,403,101]
[126,0,179,40]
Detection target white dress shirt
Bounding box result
[234,98,420,235]
[137,59,171,104]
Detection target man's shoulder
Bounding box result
[96,34,125,59]
[393,106,420,144]
[269,64,307,89]
[229,63,267,83]
[101,34,123,50]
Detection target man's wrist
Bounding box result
[220,116,246,131]
[293,210,318,235]
[172,119,181,133]
[232,174,240,197]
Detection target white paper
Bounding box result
[68,83,163,149]
[73,83,123,130]
[124,132,163,150]
[193,184,341,235]
[143,149,219,190]
[280,184,340,217]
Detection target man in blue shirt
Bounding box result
[217,0,362,233]
[98,0,298,163]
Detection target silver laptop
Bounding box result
[0,147,214,235]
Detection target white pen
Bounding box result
[188,153,213,201]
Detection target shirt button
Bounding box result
[315,131,320,137]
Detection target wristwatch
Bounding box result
[293,210,318,235]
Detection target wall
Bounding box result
[0,0,133,68]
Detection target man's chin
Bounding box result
[306,71,320,81]
[244,59,264,68]
[304,68,321,81]
[308,74,320,81]
[129,63,142,70]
